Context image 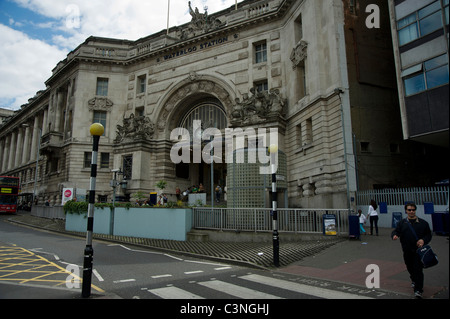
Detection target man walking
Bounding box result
[391,202,432,298]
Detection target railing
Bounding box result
[192,208,350,235]
[31,205,65,220]
[356,186,449,206]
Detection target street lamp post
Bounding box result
[269,144,279,267]
[81,123,104,298]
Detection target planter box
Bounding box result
[65,207,192,241]
[65,208,111,235]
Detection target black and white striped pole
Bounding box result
[82,123,104,298]
[269,144,280,267]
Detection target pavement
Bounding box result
[4,212,449,299]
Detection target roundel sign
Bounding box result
[64,189,72,198]
[62,188,74,205]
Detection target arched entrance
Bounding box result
[175,97,228,204]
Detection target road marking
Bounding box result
[148,286,204,299]
[240,274,373,299]
[151,274,172,279]
[113,279,136,284]
[93,269,104,282]
[0,246,104,293]
[184,270,204,275]
[198,280,283,299]
[214,266,232,271]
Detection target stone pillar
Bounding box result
[14,127,23,167]
[22,125,31,165]
[8,131,16,170]
[1,136,9,172]
[30,116,40,161]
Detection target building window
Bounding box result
[304,118,313,145]
[123,155,132,180]
[397,1,443,46]
[403,54,449,96]
[100,153,110,169]
[255,42,267,63]
[255,81,268,92]
[93,111,107,135]
[96,78,109,96]
[137,74,146,94]
[84,152,92,168]
[98,195,108,203]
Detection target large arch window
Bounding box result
[179,100,227,134]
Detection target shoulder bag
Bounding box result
[406,219,438,268]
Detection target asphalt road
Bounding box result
[0,213,409,301]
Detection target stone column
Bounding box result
[14,127,23,167]
[30,116,40,161]
[8,131,16,170]
[22,125,31,165]
[1,136,9,172]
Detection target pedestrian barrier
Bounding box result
[192,207,350,235]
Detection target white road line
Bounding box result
[184,270,204,275]
[151,274,173,279]
[240,274,373,299]
[148,286,205,299]
[113,279,136,284]
[214,266,232,271]
[93,269,104,282]
[198,280,283,299]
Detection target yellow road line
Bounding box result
[0,246,104,293]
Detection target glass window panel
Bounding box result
[419,11,442,36]
[418,1,440,19]
[398,23,419,45]
[397,13,417,29]
[404,73,426,96]
[96,78,108,96]
[424,54,447,70]
[426,65,449,89]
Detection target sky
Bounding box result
[0,0,238,110]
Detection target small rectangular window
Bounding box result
[100,153,110,169]
[84,152,92,168]
[93,111,107,135]
[96,78,109,96]
[123,155,133,180]
[255,42,267,63]
[137,75,146,94]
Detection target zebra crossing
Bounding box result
[146,274,374,299]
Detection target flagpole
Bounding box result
[167,0,170,35]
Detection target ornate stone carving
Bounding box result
[88,97,114,111]
[157,78,233,132]
[290,40,308,69]
[114,113,155,143]
[177,2,225,40]
[231,88,286,126]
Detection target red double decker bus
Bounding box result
[0,176,20,214]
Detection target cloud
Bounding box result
[0,24,67,109]
[1,0,237,109]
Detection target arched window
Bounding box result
[179,101,227,134]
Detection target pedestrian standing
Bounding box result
[391,202,432,299]
[358,209,366,234]
[367,199,379,235]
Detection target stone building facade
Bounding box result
[1,0,443,209]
